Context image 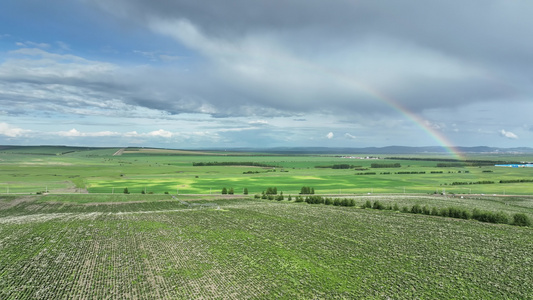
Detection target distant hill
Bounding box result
[2,145,532,155]
[219,146,533,155]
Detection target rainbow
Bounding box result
[358,86,465,161]
[235,48,465,159]
[312,64,465,160]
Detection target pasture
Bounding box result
[0,146,532,298]
[1,146,533,195]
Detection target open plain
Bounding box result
[0,146,532,299]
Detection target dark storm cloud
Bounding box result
[82,0,533,118]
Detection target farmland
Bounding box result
[2,146,533,195]
[0,194,531,299]
[0,146,532,298]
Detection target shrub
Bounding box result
[512,213,531,227]
[393,203,400,211]
[373,201,385,210]
[422,205,431,215]
[363,200,372,209]
[411,204,422,214]
[430,207,439,216]
[472,209,509,224]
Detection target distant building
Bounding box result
[495,164,533,168]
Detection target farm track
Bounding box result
[112,148,125,156]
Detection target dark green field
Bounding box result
[0,194,532,299]
[0,146,532,299]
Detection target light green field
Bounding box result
[1,146,533,195]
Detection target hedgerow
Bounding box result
[359,200,530,227]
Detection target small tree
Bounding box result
[373,201,385,210]
[393,203,400,211]
[243,188,248,195]
[512,213,531,226]
[228,187,234,195]
[123,188,129,194]
[222,187,228,195]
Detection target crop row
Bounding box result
[0,197,531,298]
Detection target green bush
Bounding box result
[373,201,385,210]
[512,213,531,227]
[393,203,400,211]
[411,204,422,214]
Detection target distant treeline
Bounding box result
[371,163,401,168]
[192,162,279,167]
[499,179,533,184]
[451,181,495,185]
[315,164,362,169]
[450,179,533,185]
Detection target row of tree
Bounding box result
[362,200,531,227]
[193,162,278,167]
[371,163,401,168]
[221,187,249,194]
[315,164,360,169]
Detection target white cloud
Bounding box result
[345,133,356,139]
[16,41,50,49]
[326,132,334,139]
[499,129,518,139]
[147,129,173,138]
[57,128,120,137]
[249,120,268,125]
[0,122,30,137]
[423,120,445,131]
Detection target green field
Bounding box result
[0,194,531,299]
[1,146,533,195]
[1,146,532,298]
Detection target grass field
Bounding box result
[1,147,532,298]
[0,194,531,299]
[1,146,533,195]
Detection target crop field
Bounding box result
[0,193,532,299]
[2,146,533,195]
[1,146,532,298]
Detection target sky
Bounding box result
[0,0,532,150]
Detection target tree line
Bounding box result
[362,200,531,227]
[193,162,279,167]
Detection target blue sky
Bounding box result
[1,0,532,149]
